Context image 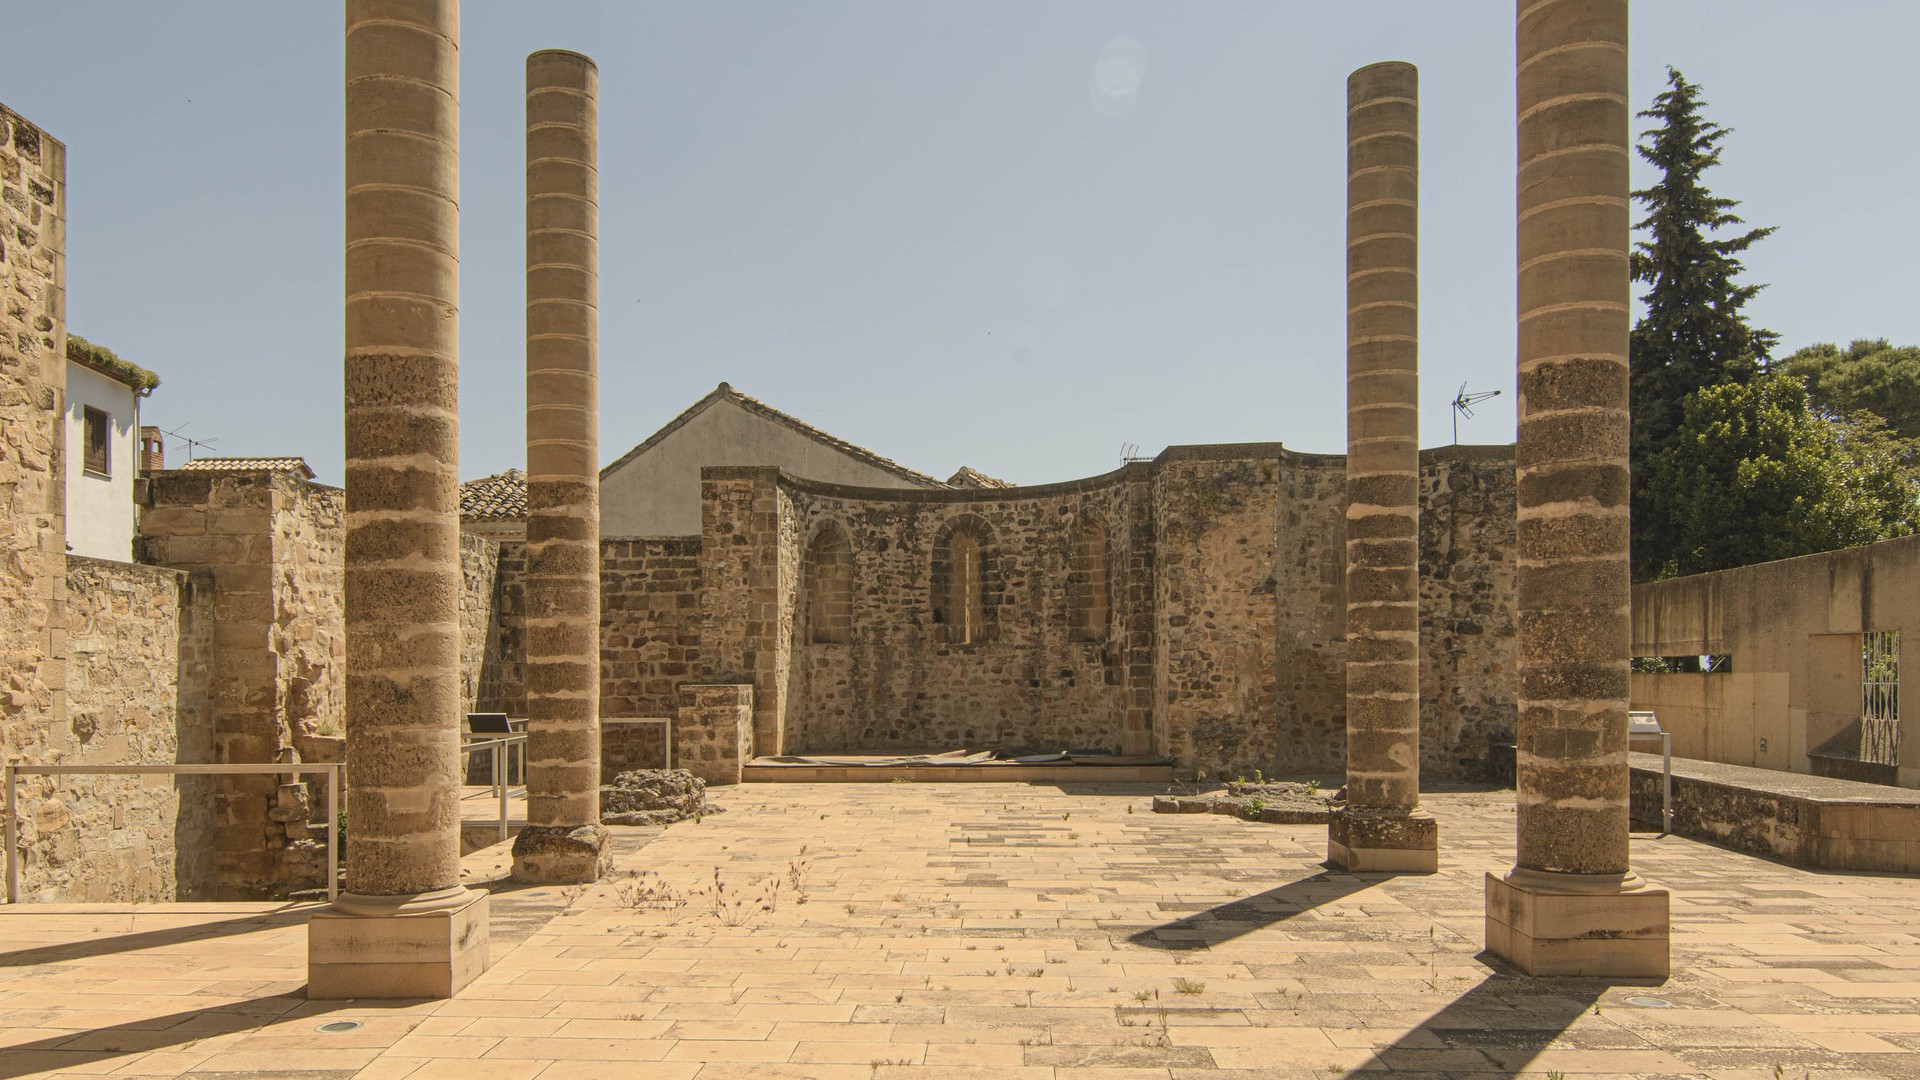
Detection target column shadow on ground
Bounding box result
[1124,868,1387,949]
[1337,967,1661,1077]
[0,904,315,968]
[0,992,362,1080]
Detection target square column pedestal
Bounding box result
[1485,868,1670,978]
[1327,808,1438,873]
[309,886,491,999]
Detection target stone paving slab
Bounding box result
[0,784,1915,1078]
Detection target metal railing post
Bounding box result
[326,763,340,902]
[4,766,17,904]
[496,741,509,843]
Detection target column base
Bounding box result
[308,885,491,999]
[1327,807,1438,873]
[511,823,612,884]
[1485,868,1670,978]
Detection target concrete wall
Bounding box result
[1631,533,1920,788]
[600,397,936,536]
[0,103,70,807]
[63,362,137,561]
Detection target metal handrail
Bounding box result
[460,734,527,844]
[4,762,342,905]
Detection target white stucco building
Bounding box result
[463,382,1009,539]
[63,337,158,561]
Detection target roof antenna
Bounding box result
[1450,383,1501,445]
[160,421,220,461]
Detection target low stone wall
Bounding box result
[1629,752,1920,873]
[13,558,213,902]
[676,683,752,785]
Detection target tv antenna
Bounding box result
[1119,442,1149,464]
[160,422,220,461]
[1450,383,1501,444]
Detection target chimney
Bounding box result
[139,426,164,472]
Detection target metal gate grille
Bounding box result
[1862,630,1900,768]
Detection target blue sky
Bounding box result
[8,2,1917,485]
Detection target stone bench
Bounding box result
[1629,752,1920,873]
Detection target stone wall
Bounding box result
[1418,446,1520,779]
[0,104,70,820]
[475,539,526,718]
[458,530,499,715]
[17,557,215,901]
[771,468,1138,756]
[600,537,701,777]
[460,444,1520,784]
[671,445,1518,781]
[1156,447,1322,781]
[137,468,340,896]
[674,683,752,785]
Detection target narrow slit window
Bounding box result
[1068,519,1110,642]
[807,525,852,645]
[83,405,110,476]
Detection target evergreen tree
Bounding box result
[1629,67,1780,579]
[1641,375,1917,578]
[1775,339,1920,442]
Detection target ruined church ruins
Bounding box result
[1,0,1672,997]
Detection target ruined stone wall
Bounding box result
[19,558,214,901]
[699,470,785,752]
[0,104,69,804]
[773,470,1137,755]
[458,530,500,715]
[275,480,344,749]
[1155,447,1310,782]
[600,537,702,777]
[475,539,527,718]
[1418,447,1519,780]
[138,469,337,896]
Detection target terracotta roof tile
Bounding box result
[946,466,1014,489]
[174,456,315,479]
[461,468,528,521]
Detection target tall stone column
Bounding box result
[310,0,491,1000]
[1485,0,1669,977]
[1330,61,1437,874]
[511,49,610,883]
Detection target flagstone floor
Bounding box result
[2,783,1917,1079]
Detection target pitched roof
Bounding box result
[461,468,529,522]
[600,382,948,488]
[174,456,315,479]
[946,466,1014,489]
[67,333,160,393]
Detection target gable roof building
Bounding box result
[462,382,956,539]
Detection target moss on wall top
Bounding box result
[67,333,160,393]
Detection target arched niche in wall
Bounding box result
[1068,513,1111,642]
[806,521,853,645]
[931,513,997,645]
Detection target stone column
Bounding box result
[512,49,610,883]
[1485,0,1669,977]
[310,0,491,1000]
[1330,61,1437,874]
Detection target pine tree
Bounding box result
[1629,67,1780,579]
